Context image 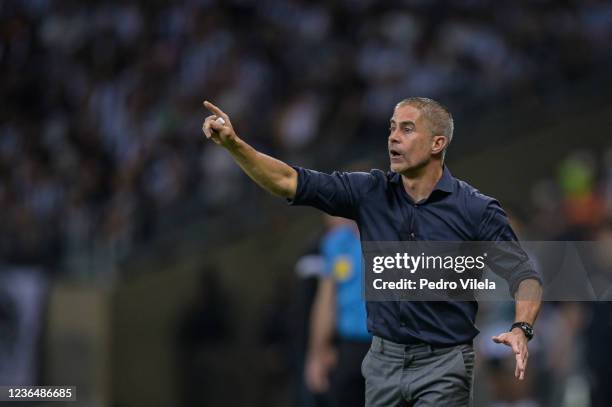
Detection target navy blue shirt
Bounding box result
[289,165,540,346]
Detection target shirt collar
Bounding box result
[388,165,454,194]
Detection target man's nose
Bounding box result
[389,130,400,144]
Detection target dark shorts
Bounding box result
[330,339,371,407]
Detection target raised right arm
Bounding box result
[202,101,298,199]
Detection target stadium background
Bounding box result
[1,0,612,406]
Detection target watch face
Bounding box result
[521,323,533,338]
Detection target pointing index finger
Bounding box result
[203,100,228,120]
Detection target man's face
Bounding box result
[388,104,434,173]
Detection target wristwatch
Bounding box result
[510,322,534,341]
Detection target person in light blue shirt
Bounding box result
[321,219,370,342]
[305,215,371,407]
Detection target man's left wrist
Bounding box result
[510,321,534,341]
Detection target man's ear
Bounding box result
[431,135,447,155]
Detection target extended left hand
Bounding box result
[492,328,529,380]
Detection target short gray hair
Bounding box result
[395,97,454,159]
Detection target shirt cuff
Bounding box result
[507,260,543,297]
[286,165,307,206]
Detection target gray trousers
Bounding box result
[361,336,475,407]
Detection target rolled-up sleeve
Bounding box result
[478,200,543,296]
[287,166,375,220]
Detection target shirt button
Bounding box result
[400,320,407,327]
[410,232,415,239]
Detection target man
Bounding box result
[305,215,371,406]
[202,97,542,406]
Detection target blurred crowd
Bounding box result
[2,0,612,275]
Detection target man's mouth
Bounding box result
[389,149,403,160]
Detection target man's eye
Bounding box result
[404,127,412,133]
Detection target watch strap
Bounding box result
[510,321,534,341]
